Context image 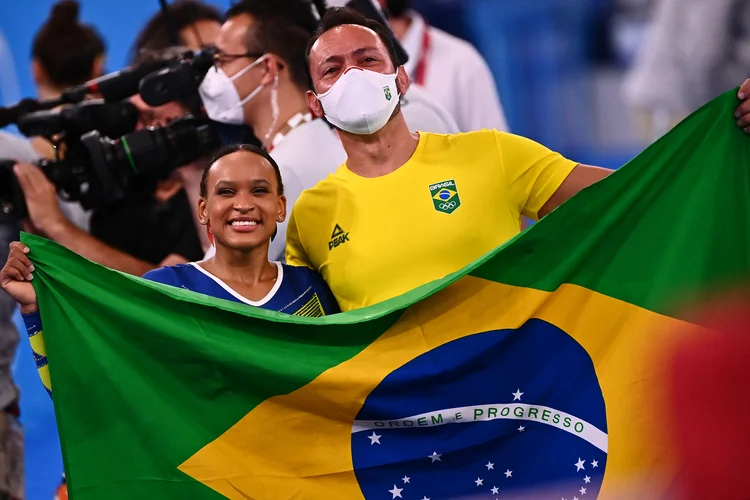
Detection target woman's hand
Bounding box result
[0,242,38,314]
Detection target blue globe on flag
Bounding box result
[351,319,608,499]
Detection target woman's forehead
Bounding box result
[209,153,275,180]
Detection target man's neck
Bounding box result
[36,84,62,101]
[249,83,310,149]
[338,112,420,178]
[388,15,413,41]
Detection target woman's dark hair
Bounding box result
[129,0,222,65]
[31,0,106,88]
[200,144,284,197]
[305,7,401,90]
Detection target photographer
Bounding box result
[130,0,222,62]
[12,46,210,276]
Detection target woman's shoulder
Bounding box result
[142,263,200,286]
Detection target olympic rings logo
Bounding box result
[439,201,457,210]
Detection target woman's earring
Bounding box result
[277,216,283,222]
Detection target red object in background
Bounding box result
[54,483,67,500]
[667,292,750,499]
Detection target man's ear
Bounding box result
[396,65,410,96]
[259,54,281,86]
[307,90,325,118]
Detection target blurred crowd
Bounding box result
[0,0,748,499]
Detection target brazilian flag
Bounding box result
[25,90,750,499]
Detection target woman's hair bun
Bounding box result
[48,0,81,28]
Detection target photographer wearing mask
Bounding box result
[12,46,208,276]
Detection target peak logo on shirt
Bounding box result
[329,224,350,250]
[429,179,461,214]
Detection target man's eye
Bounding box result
[323,67,338,76]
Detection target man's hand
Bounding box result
[734,79,750,133]
[0,242,38,314]
[13,162,68,236]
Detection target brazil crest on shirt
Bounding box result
[25,89,750,499]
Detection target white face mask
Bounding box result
[198,56,267,125]
[315,67,399,135]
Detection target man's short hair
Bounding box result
[305,7,400,91]
[129,0,222,65]
[226,0,320,92]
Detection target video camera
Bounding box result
[0,114,220,223]
[0,48,222,223]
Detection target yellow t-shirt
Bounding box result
[286,130,578,312]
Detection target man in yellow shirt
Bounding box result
[286,7,748,312]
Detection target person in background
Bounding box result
[377,0,509,132]
[623,0,750,141]
[129,0,222,63]
[28,0,107,233]
[30,0,105,103]
[120,0,224,253]
[197,0,348,263]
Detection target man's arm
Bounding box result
[14,162,170,276]
[538,164,612,218]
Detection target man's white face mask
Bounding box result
[198,56,267,125]
[315,67,400,135]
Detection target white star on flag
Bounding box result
[518,425,525,432]
[368,432,381,445]
[486,461,494,470]
[573,497,579,500]
[402,476,410,484]
[388,484,403,499]
[591,460,599,468]
[504,469,513,478]
[574,458,586,471]
[429,451,442,463]
[512,389,524,401]
[491,486,500,494]
[421,497,430,500]
[583,475,591,484]
[475,478,484,486]
[579,487,587,495]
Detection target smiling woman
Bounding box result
[140,144,340,316]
